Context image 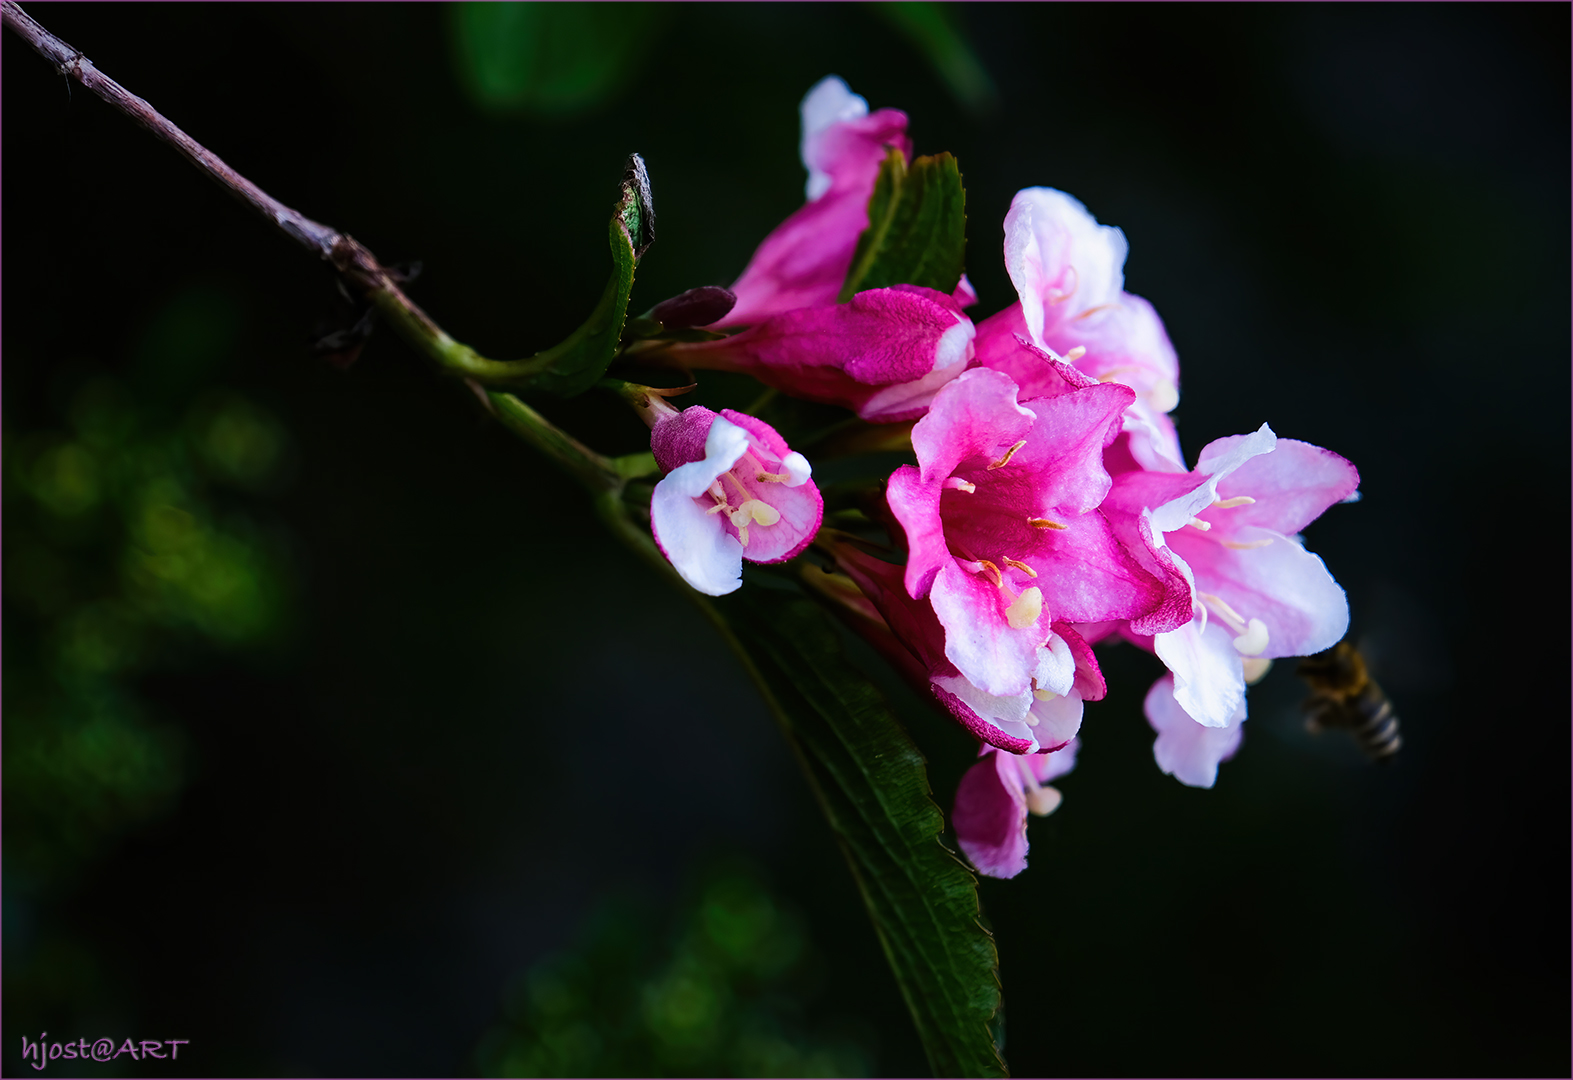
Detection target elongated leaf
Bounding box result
[839,150,967,301]
[720,584,1007,1078]
[527,157,646,397]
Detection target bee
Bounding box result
[1297,642,1402,761]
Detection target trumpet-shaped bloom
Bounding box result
[723,77,912,327]
[885,367,1181,706]
[973,188,1185,472]
[670,285,975,423]
[1103,424,1358,733]
[649,406,823,596]
[954,741,1080,879]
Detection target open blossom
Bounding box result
[648,405,823,596]
[886,366,1183,720]
[722,76,913,327]
[1099,424,1359,782]
[954,741,1079,879]
[974,188,1184,473]
[668,285,975,423]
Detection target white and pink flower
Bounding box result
[647,404,823,596]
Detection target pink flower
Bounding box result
[973,188,1185,472]
[953,741,1079,879]
[668,285,975,423]
[722,77,913,328]
[648,405,824,596]
[1097,424,1359,781]
[885,367,1183,709]
[829,534,1106,754]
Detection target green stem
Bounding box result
[487,391,622,493]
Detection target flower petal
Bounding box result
[1026,688,1083,750]
[1211,438,1361,536]
[954,751,1031,879]
[931,560,1042,698]
[1153,615,1246,728]
[1145,673,1245,788]
[1168,526,1350,659]
[1004,188,1129,347]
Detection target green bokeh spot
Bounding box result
[450,2,665,117]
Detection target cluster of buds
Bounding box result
[633,78,1359,879]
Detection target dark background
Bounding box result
[4,3,1568,1076]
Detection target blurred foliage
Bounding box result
[477,864,874,1078]
[3,285,296,890]
[868,3,997,114]
[449,2,668,118]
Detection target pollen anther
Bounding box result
[1028,518,1067,530]
[987,440,1027,470]
[1002,557,1038,578]
[1212,496,1256,509]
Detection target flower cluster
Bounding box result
[640,77,1359,879]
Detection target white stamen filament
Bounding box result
[944,477,977,493]
[1015,757,1063,816]
[1196,592,1249,635]
[1197,592,1270,656]
[1222,538,1274,550]
[1186,517,1212,531]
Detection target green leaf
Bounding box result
[525,157,645,397]
[719,584,1007,1078]
[839,149,967,302]
[449,2,665,117]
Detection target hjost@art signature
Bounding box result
[20,1034,190,1070]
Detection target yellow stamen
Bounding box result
[1028,518,1067,530]
[974,559,1003,588]
[1221,538,1274,550]
[987,440,1027,470]
[1006,586,1043,630]
[1033,688,1057,702]
[1002,557,1038,578]
[1212,496,1256,509]
[729,499,781,529]
[1062,345,1087,362]
[756,471,790,483]
[1187,517,1212,531]
[944,477,976,494]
